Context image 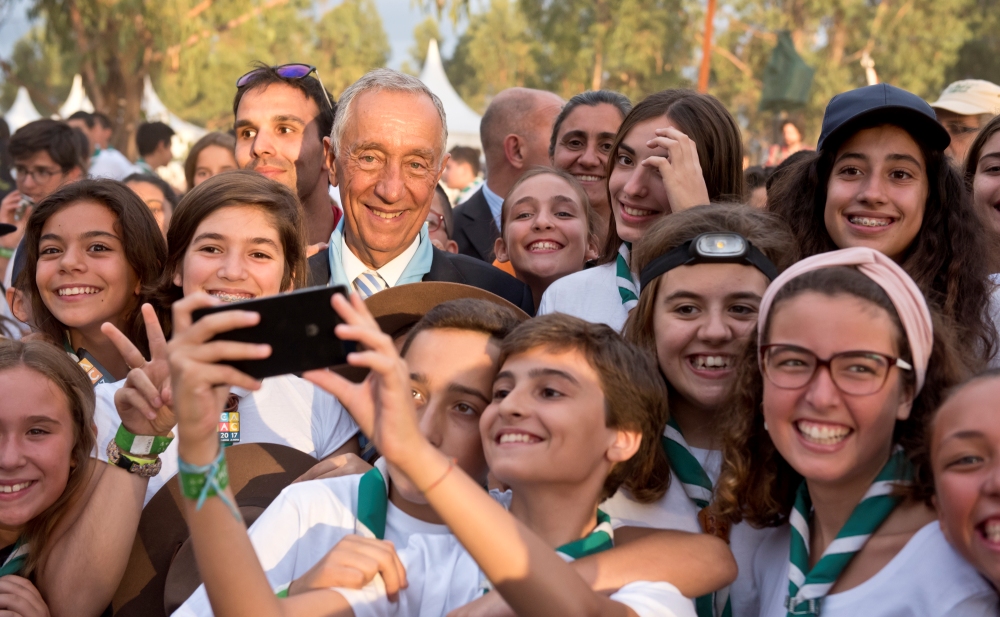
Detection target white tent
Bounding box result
[141,75,208,156]
[4,87,43,132]
[419,39,482,152]
[58,74,95,118]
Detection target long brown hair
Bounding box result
[618,205,799,502]
[599,89,745,263]
[17,180,166,358]
[150,170,307,329]
[710,267,967,529]
[0,338,96,576]
[767,125,997,367]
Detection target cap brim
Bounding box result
[333,282,531,383]
[0,223,15,238]
[930,99,991,116]
[820,106,950,152]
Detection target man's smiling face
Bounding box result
[330,89,448,269]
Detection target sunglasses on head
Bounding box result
[236,63,334,110]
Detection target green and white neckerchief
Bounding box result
[479,509,614,595]
[616,243,639,310]
[0,538,28,577]
[786,446,912,616]
[661,419,731,617]
[274,466,389,597]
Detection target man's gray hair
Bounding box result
[331,68,448,159]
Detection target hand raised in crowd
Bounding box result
[0,191,31,251]
[101,304,175,436]
[292,452,373,484]
[286,535,408,601]
[642,127,710,213]
[304,293,422,465]
[0,575,51,617]
[168,292,270,465]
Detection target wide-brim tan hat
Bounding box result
[332,282,531,382]
[111,443,318,617]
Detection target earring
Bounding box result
[763,421,769,431]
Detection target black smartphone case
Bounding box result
[191,285,356,380]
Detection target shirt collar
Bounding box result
[481,182,504,231]
[342,233,420,288]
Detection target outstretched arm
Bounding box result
[306,293,637,617]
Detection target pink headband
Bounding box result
[757,247,933,392]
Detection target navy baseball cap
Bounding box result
[817,83,951,152]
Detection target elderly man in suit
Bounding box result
[452,88,564,263]
[307,69,533,314]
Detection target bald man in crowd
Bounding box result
[452,88,564,262]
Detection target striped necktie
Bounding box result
[786,446,912,616]
[661,419,731,617]
[353,270,387,299]
[616,243,639,310]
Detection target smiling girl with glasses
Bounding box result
[709,248,998,616]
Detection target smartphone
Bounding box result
[191,285,355,380]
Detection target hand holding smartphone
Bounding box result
[191,286,356,380]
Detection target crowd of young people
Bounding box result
[1,63,999,617]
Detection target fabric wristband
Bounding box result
[115,423,173,456]
[106,440,162,477]
[178,446,241,521]
[0,247,14,259]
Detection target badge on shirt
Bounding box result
[218,410,241,446]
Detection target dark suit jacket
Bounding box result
[306,247,535,315]
[452,187,500,263]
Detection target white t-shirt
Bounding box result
[174,458,481,617]
[601,447,775,617]
[538,262,631,331]
[89,147,139,181]
[95,374,359,505]
[755,521,999,617]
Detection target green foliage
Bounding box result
[0,26,77,115]
[408,16,441,69]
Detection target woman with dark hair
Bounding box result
[549,90,632,246]
[768,84,997,368]
[183,131,237,191]
[963,114,1000,242]
[124,172,178,236]
[765,119,809,166]
[96,170,358,506]
[16,179,166,382]
[710,249,997,616]
[539,89,745,331]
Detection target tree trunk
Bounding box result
[830,3,847,66]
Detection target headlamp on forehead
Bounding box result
[639,232,779,289]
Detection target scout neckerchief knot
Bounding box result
[785,446,913,616]
[0,538,29,577]
[662,418,732,617]
[616,243,639,310]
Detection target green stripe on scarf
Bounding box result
[616,243,639,309]
[661,419,731,617]
[357,466,389,540]
[0,539,28,577]
[785,446,912,616]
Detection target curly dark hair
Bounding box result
[767,134,996,368]
[709,267,968,529]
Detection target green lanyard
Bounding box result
[661,418,731,617]
[616,243,639,309]
[785,447,912,616]
[0,538,28,577]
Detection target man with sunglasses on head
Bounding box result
[233,63,341,245]
[1,119,86,287]
[306,68,533,313]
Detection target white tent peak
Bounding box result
[4,87,43,132]
[419,39,482,151]
[141,75,208,154]
[58,74,95,118]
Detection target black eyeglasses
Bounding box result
[236,63,334,110]
[760,344,912,396]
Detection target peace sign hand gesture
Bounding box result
[101,304,175,436]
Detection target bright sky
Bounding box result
[0,0,461,74]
